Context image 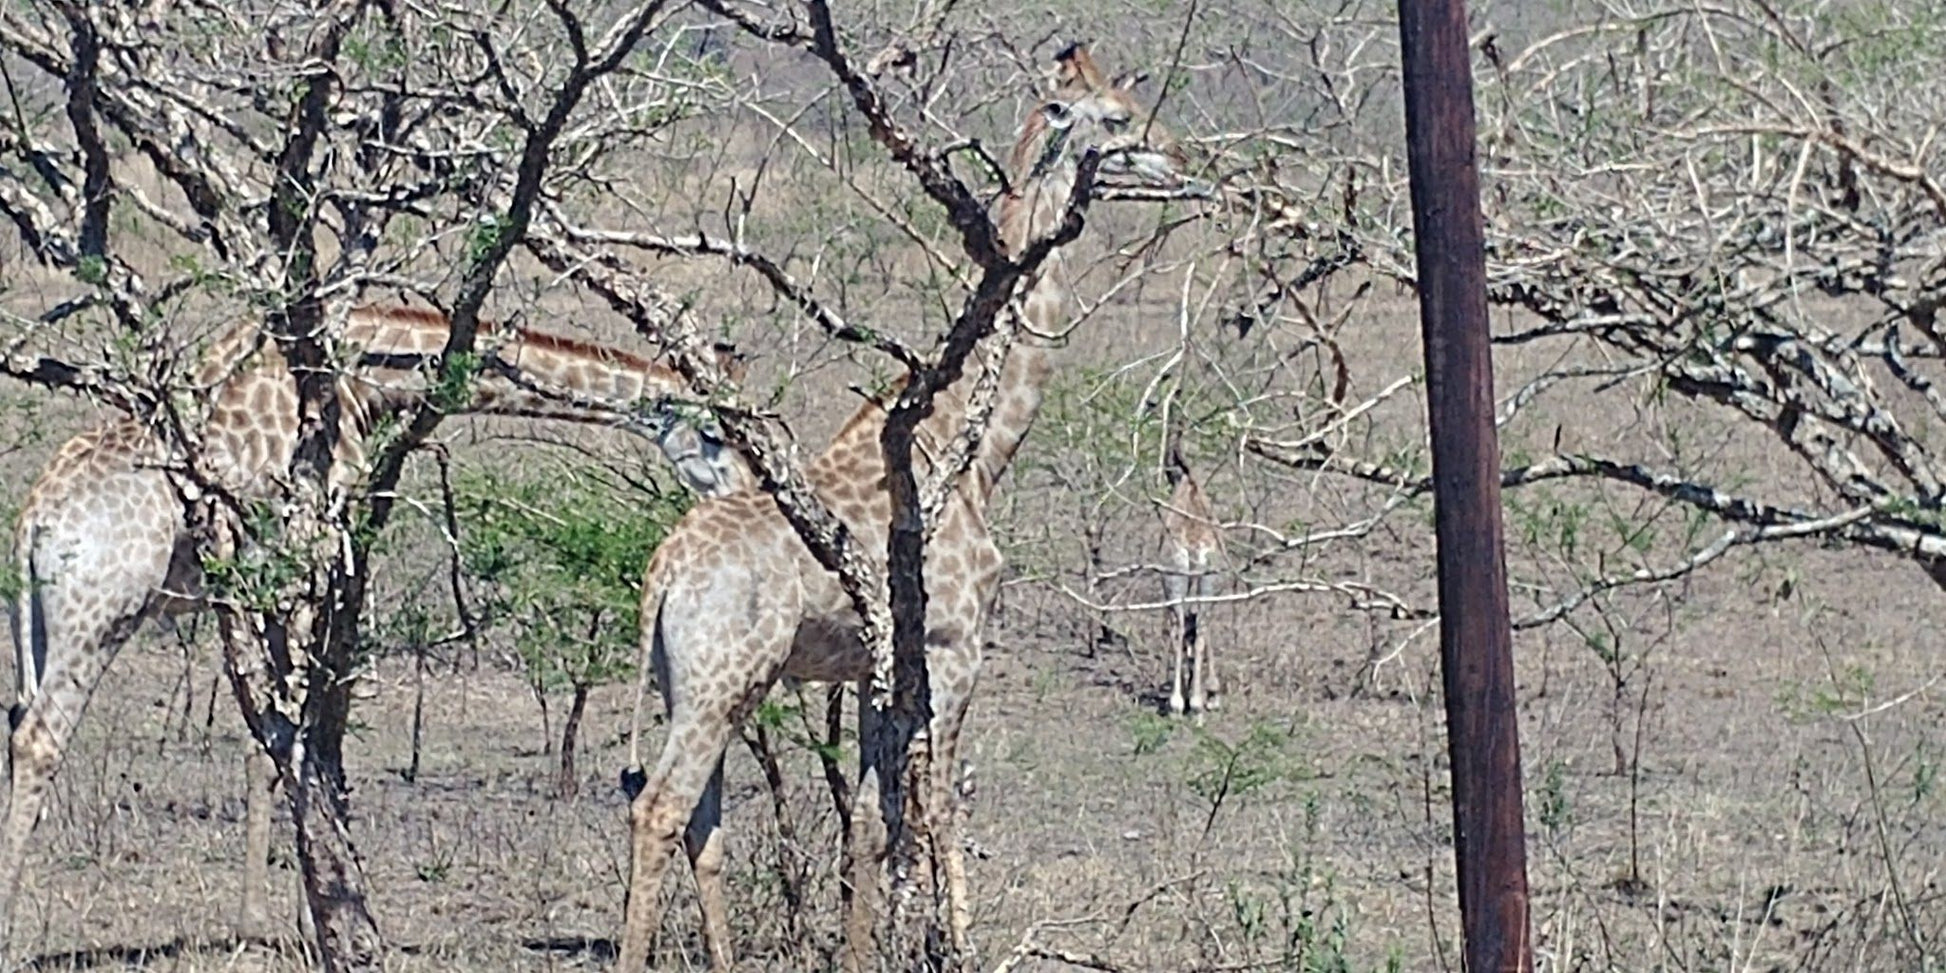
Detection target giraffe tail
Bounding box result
[7,526,44,733]
[620,584,669,801]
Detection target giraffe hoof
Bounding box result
[619,766,647,800]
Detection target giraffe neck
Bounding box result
[183,305,730,498]
[961,333,1052,504]
[339,306,699,422]
[810,161,1078,512]
[964,160,1082,502]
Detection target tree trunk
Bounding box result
[239,745,275,940]
[820,683,852,836]
[845,408,954,973]
[557,682,590,800]
[855,702,946,972]
[283,698,382,971]
[406,637,427,784]
[534,679,553,757]
[213,511,384,972]
[221,636,382,970]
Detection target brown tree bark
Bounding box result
[217,579,383,971]
[1396,1,1534,970]
[557,683,591,800]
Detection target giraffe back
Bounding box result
[1163,469,1221,571]
[25,304,735,509]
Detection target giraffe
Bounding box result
[614,44,1185,971]
[1161,439,1224,719]
[2,303,744,949]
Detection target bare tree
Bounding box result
[527,17,1199,969]
[0,0,1206,965]
[0,0,733,965]
[9,0,1939,968]
[1202,0,1946,641]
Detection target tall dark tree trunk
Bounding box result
[557,683,590,800]
[244,5,376,963]
[843,405,952,973]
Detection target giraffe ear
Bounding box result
[1113,69,1150,92]
[1048,41,1093,91]
[1040,100,1075,130]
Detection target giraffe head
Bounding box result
[634,338,754,498]
[1009,44,1186,191]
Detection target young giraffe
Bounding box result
[1161,441,1223,719]
[616,45,1185,971]
[3,304,744,947]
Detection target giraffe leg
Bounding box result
[841,701,887,973]
[1187,571,1209,717]
[837,652,979,971]
[681,755,733,972]
[927,659,978,968]
[1193,570,1219,712]
[1170,612,1191,718]
[620,727,730,972]
[622,601,781,971]
[1164,570,1190,717]
[0,614,131,955]
[240,741,276,940]
[3,474,176,955]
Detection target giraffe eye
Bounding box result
[1103,116,1130,134]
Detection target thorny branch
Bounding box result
[521,225,890,620]
[1109,0,1946,645]
[0,0,742,965]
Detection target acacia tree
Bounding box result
[867,4,1946,960]
[0,0,730,966]
[1194,0,1946,646]
[519,4,1207,966]
[457,464,690,799]
[1021,4,1946,959]
[980,0,1946,669]
[1,0,1194,965]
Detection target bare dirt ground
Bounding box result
[3,0,1943,967]
[5,281,1944,973]
[6,538,1943,973]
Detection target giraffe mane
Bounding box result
[827,379,903,443]
[357,303,445,330]
[501,324,673,378]
[1007,108,1054,188]
[351,304,699,383]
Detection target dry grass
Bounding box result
[3,2,1944,967]
[5,280,1945,973]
